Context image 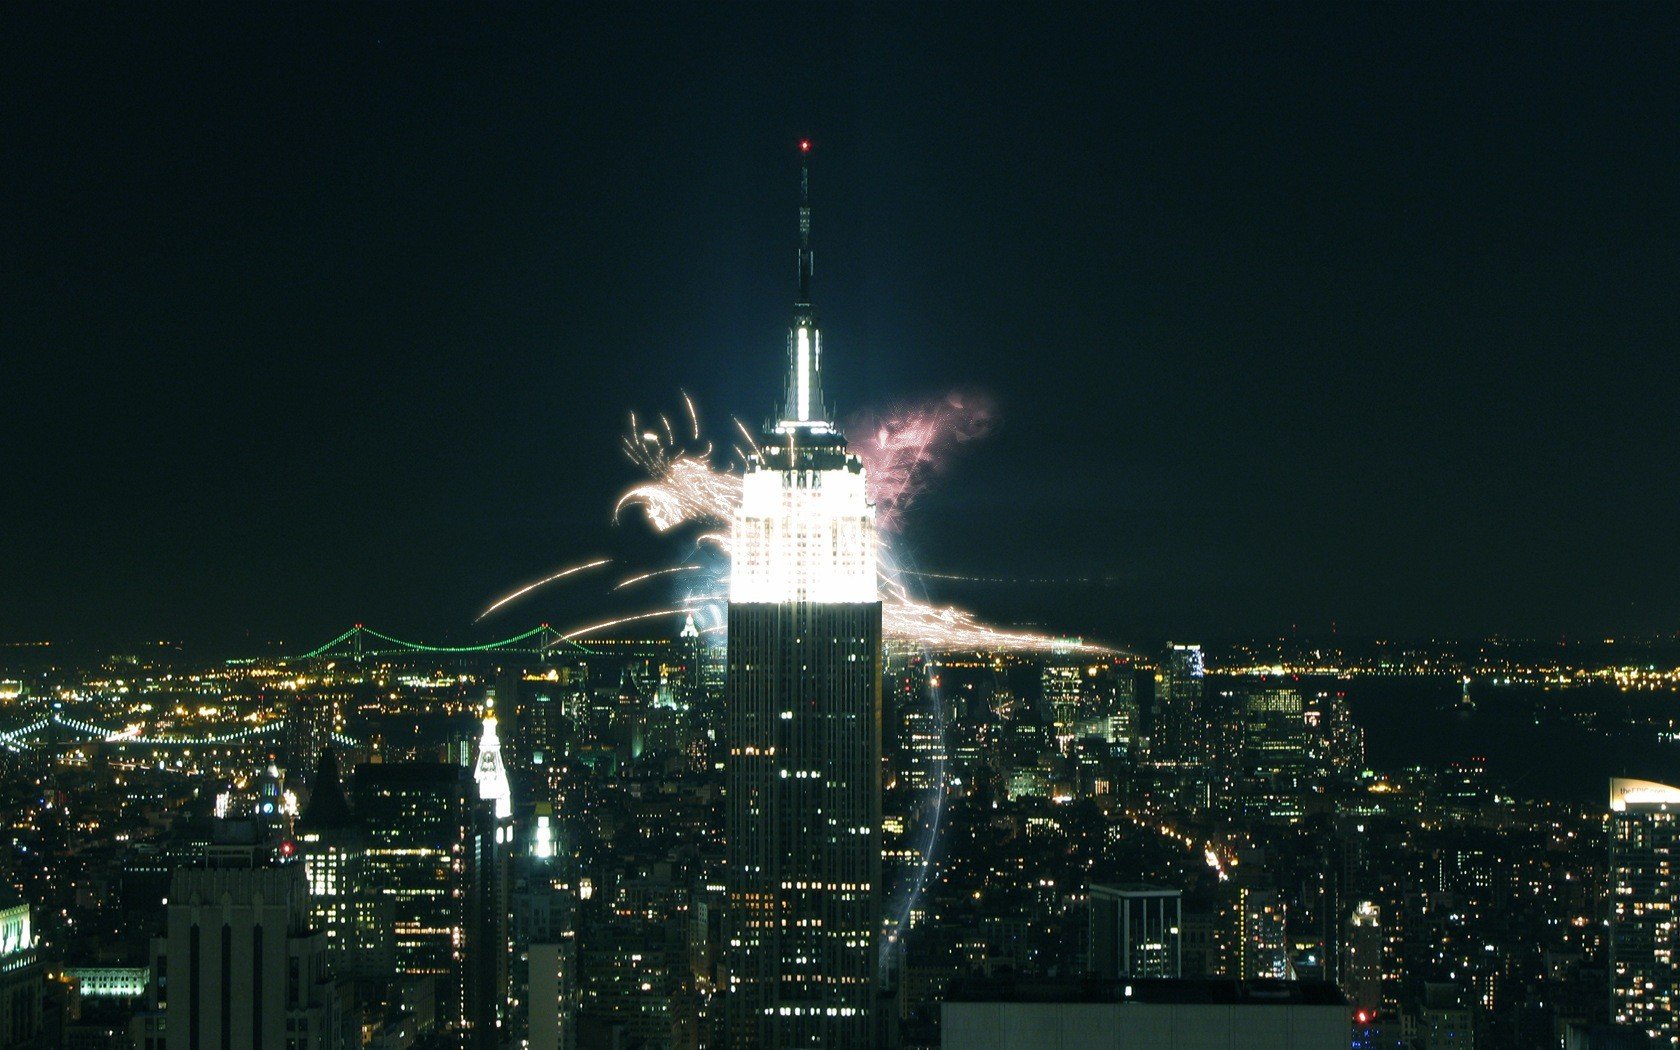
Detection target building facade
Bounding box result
[162,856,349,1050]
[724,143,884,1048]
[0,895,44,1050]
[353,762,474,1031]
[1088,884,1182,979]
[1609,777,1680,1043]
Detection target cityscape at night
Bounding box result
[5,5,1680,1050]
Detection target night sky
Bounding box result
[6,5,1679,651]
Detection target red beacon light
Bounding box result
[799,139,811,153]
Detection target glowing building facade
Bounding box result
[1610,776,1680,1043]
[724,143,884,1048]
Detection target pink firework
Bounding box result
[844,391,995,531]
[608,393,1114,653]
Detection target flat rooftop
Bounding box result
[945,976,1348,1008]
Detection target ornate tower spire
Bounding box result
[781,139,829,428]
[473,689,512,820]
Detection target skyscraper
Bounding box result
[1087,884,1182,979]
[354,762,474,1031]
[724,141,884,1048]
[1154,643,1204,766]
[163,852,350,1050]
[1609,777,1680,1043]
[1341,901,1382,1019]
[0,893,43,1049]
[297,747,387,980]
[1241,686,1310,821]
[1154,644,1206,808]
[469,694,515,1047]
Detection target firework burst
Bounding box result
[597,392,1113,654]
[844,390,995,531]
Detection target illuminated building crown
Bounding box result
[732,142,878,605]
[473,690,513,820]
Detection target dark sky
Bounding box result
[5,4,1679,651]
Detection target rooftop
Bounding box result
[945,976,1348,1008]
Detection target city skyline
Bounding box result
[7,8,1680,1048]
[7,6,1680,651]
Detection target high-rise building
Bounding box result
[1087,884,1182,979]
[1341,901,1382,1019]
[1241,687,1310,821]
[354,762,474,1031]
[1153,644,1206,808]
[1155,644,1203,763]
[468,696,515,1047]
[1609,777,1680,1042]
[892,654,945,793]
[724,141,884,1048]
[0,893,44,1050]
[1041,663,1083,754]
[297,747,389,981]
[284,692,344,786]
[162,852,350,1050]
[516,804,576,1050]
[1220,881,1290,981]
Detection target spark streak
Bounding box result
[555,607,688,641]
[477,558,611,622]
[682,390,700,441]
[613,565,702,591]
[607,391,1116,653]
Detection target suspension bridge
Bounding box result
[297,623,593,660]
[0,711,359,755]
[0,624,600,755]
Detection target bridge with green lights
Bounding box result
[297,623,592,660]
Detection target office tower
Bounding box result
[1326,694,1365,778]
[521,688,565,772]
[1154,644,1207,809]
[163,853,349,1050]
[1341,901,1382,1019]
[285,693,342,786]
[493,668,525,774]
[1609,777,1680,1042]
[354,762,474,1030]
[1417,983,1474,1048]
[1041,663,1082,753]
[296,747,386,980]
[724,142,884,1048]
[1242,686,1310,821]
[468,696,515,1047]
[892,654,944,793]
[1154,644,1203,764]
[0,894,44,1049]
[1219,877,1290,981]
[1087,884,1182,979]
[517,804,576,1050]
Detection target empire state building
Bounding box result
[724,141,884,1048]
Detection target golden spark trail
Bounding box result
[476,558,611,622]
[613,565,702,591]
[558,607,688,640]
[682,390,700,441]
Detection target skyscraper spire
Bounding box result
[782,138,829,428]
[796,138,814,317]
[474,689,512,820]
